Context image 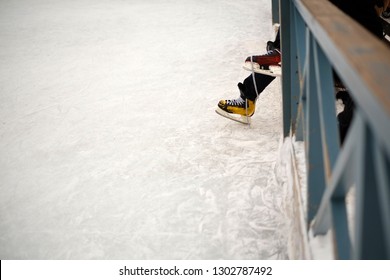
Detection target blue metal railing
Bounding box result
[272,0,280,25]
[276,0,390,259]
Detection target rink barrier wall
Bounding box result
[276,0,390,259]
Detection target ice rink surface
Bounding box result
[0,0,289,259]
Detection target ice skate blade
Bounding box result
[243,62,281,77]
[215,107,251,124]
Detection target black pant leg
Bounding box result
[240,73,275,101]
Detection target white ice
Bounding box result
[0,0,289,259]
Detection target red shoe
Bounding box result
[245,49,281,67]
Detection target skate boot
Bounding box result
[245,49,281,70]
[216,95,255,124]
[266,41,277,51]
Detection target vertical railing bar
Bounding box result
[306,35,327,225]
[280,0,292,138]
[312,40,340,177]
[304,31,312,222]
[301,27,310,148]
[302,27,310,101]
[272,0,280,25]
[330,197,352,259]
[294,5,307,77]
[354,116,387,259]
[295,102,305,141]
[373,141,390,258]
[353,117,369,259]
[309,38,342,244]
[294,9,308,141]
[312,114,358,234]
[289,4,300,135]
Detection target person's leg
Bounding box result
[336,91,354,144]
[240,73,275,101]
[217,73,275,117]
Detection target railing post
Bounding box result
[272,0,280,25]
[293,8,307,141]
[373,136,390,258]
[354,117,388,259]
[280,0,301,138]
[280,0,292,138]
[305,35,326,225]
[312,41,340,176]
[289,5,300,136]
